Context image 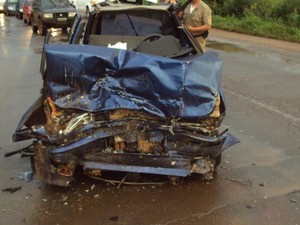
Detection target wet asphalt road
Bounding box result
[1,13,300,225]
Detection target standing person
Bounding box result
[181,0,212,52]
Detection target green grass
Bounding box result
[212,15,300,43]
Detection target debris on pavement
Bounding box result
[2,186,22,193]
[17,171,34,182]
[246,204,256,209]
[109,216,119,222]
[226,178,252,187]
[289,198,298,203]
[287,190,300,204]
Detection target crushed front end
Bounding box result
[11,44,239,186]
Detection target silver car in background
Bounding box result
[71,0,103,17]
[4,0,17,15]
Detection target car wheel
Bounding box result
[62,27,68,34]
[38,20,47,36]
[32,24,38,33]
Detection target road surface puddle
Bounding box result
[207,41,250,53]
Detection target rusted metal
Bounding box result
[33,143,73,187]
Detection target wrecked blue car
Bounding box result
[10,1,238,186]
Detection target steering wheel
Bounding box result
[141,33,163,42]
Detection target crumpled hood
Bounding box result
[44,44,224,119]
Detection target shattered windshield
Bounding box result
[41,0,70,8]
[99,11,176,36]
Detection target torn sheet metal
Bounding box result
[44,44,224,120]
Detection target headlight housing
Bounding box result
[68,12,76,17]
[43,13,53,18]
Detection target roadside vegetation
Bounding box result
[205,0,300,43]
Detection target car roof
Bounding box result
[94,2,171,13]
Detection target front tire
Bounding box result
[62,27,68,34]
[32,24,38,33]
[38,20,47,36]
